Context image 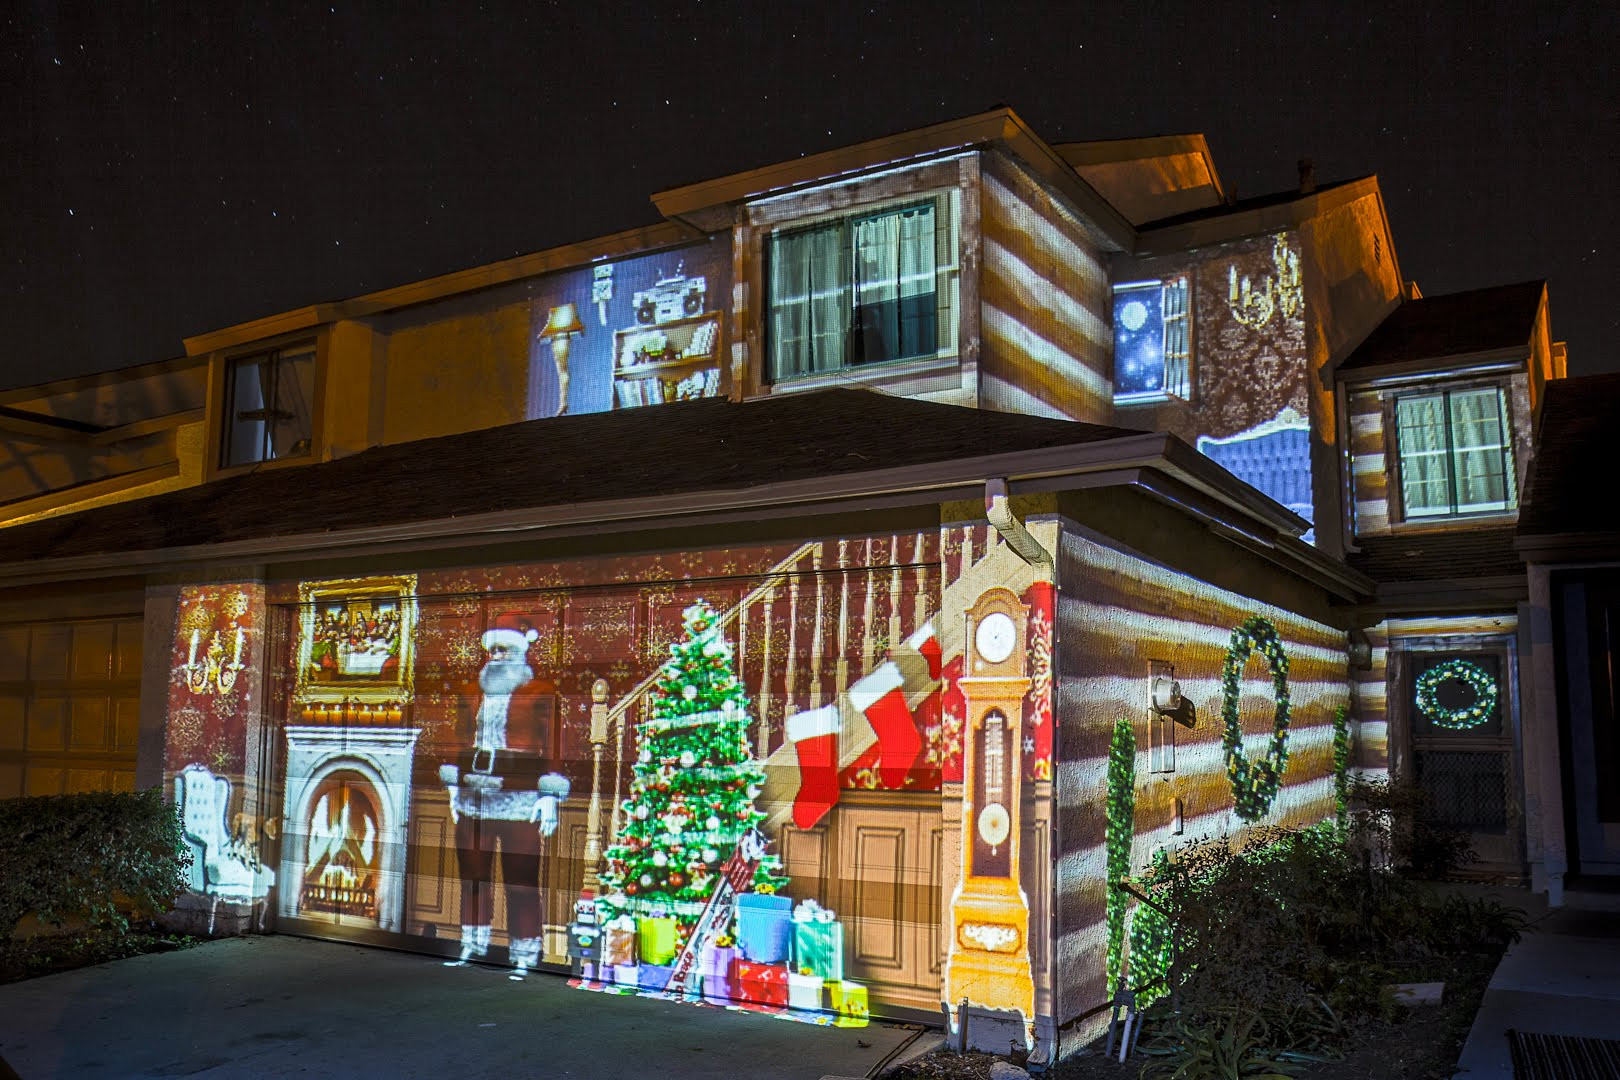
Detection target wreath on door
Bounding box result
[1415,658,1497,731]
[1221,615,1292,822]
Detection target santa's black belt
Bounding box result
[453,748,545,784]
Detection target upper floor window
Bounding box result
[1113,277,1191,403]
[767,200,947,381]
[220,345,315,468]
[1394,385,1516,519]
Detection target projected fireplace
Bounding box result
[280,725,419,932]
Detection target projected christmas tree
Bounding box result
[599,601,787,922]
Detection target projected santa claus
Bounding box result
[437,613,570,978]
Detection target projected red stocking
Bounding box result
[786,705,841,830]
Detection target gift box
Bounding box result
[830,980,869,1022]
[638,915,678,965]
[613,962,641,987]
[791,899,844,982]
[636,962,673,992]
[787,971,823,1011]
[699,942,738,1005]
[732,959,789,1007]
[736,893,793,963]
[602,916,638,968]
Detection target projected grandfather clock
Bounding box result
[944,586,1037,1052]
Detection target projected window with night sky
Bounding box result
[1112,278,1190,403]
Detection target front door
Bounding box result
[1557,572,1620,874]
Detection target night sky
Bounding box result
[4,4,1616,391]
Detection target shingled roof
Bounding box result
[0,390,1146,566]
[1519,372,1620,541]
[1338,280,1545,374]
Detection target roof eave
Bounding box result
[651,107,1137,251]
[0,430,1364,601]
[1133,175,1382,255]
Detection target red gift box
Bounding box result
[730,959,789,1007]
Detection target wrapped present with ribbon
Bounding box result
[736,892,793,963]
[602,915,638,968]
[636,962,673,992]
[638,913,679,965]
[699,936,739,1006]
[791,899,845,982]
[732,959,789,1007]
[788,970,824,1011]
[829,980,869,1025]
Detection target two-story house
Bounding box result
[0,108,1568,1061]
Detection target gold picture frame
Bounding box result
[294,575,418,704]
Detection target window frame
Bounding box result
[1388,379,1518,524]
[1111,275,1193,406]
[212,338,322,476]
[763,191,959,387]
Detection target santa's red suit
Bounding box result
[438,636,568,975]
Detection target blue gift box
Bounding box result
[735,893,793,963]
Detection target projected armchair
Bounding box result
[175,763,275,932]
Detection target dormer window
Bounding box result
[1394,385,1516,519]
[221,344,315,467]
[766,199,951,381]
[1113,277,1191,403]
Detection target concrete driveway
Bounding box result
[0,936,929,1079]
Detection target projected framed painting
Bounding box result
[294,575,418,704]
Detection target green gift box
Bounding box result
[791,899,844,982]
[638,915,678,965]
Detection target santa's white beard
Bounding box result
[479,659,534,696]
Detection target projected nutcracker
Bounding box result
[439,613,570,979]
[943,586,1037,1052]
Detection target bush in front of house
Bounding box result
[1131,814,1524,1078]
[0,788,191,940]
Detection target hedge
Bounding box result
[0,788,191,938]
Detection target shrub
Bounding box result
[1343,774,1473,878]
[0,788,191,940]
[1132,820,1523,1073]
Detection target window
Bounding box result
[1113,277,1191,403]
[220,345,316,467]
[1394,386,1516,519]
[767,201,944,380]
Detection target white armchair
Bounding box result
[174,764,274,932]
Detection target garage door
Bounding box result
[0,617,143,799]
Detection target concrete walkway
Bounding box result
[0,935,925,1080]
[1455,893,1620,1077]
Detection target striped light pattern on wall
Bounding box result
[1050,531,1352,1039]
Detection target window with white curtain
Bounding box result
[767,201,942,380]
[221,345,316,468]
[1394,385,1516,519]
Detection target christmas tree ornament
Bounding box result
[679,750,696,768]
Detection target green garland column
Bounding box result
[1105,715,1135,999]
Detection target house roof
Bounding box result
[1518,372,1620,545]
[0,389,1363,596]
[0,390,1137,565]
[1337,280,1546,375]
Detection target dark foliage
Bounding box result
[0,788,191,940]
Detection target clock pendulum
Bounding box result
[943,587,1038,1053]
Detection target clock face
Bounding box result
[977,802,1011,849]
[975,611,1017,665]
